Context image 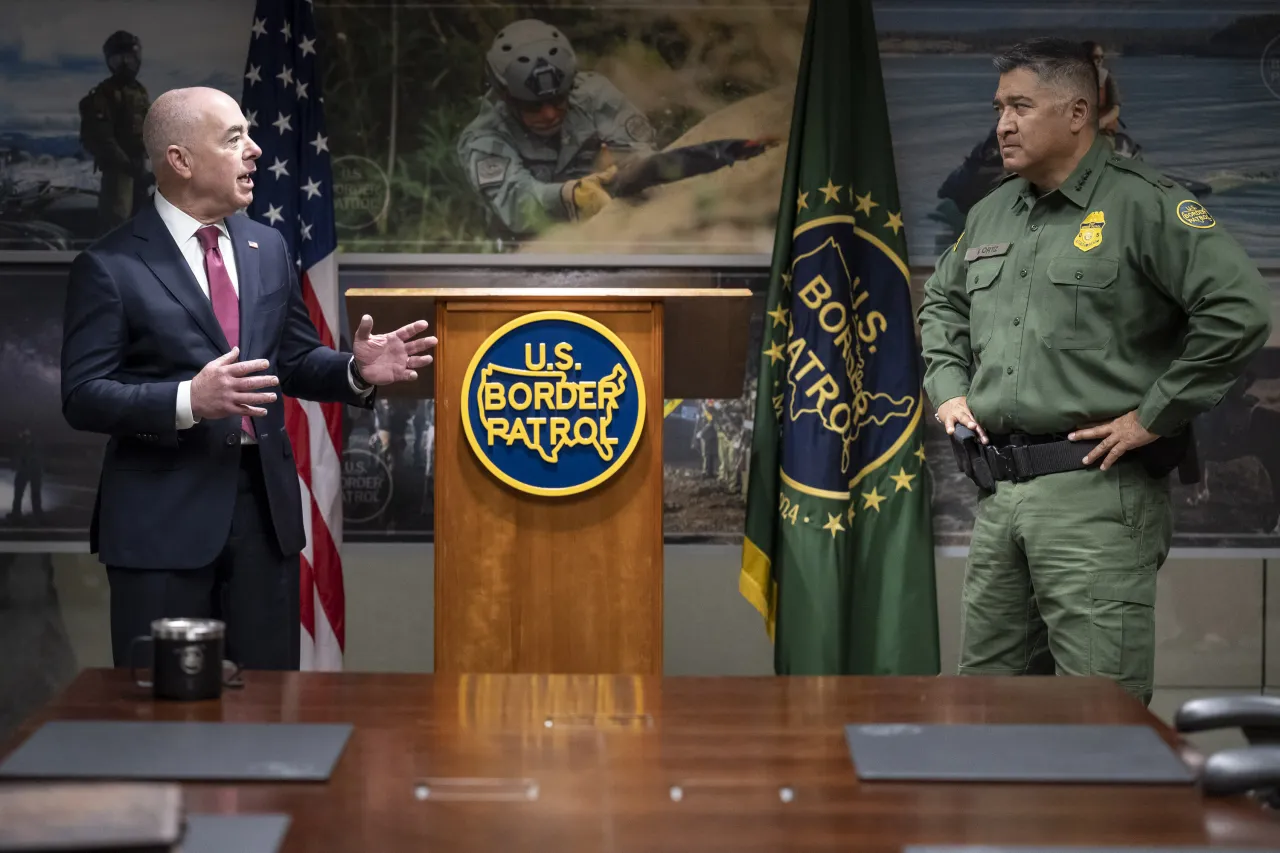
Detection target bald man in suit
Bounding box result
[61,87,436,670]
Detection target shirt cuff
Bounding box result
[541,180,573,219]
[349,357,375,397]
[1135,386,1190,437]
[924,367,971,412]
[176,380,198,429]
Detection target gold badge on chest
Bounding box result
[1073,210,1105,252]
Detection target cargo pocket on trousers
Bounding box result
[1089,572,1156,688]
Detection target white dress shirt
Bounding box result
[153,191,370,441]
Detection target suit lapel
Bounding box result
[133,205,228,352]
[225,215,261,360]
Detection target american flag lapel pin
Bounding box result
[248,240,259,249]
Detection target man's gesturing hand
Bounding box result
[190,347,278,420]
[352,315,438,386]
[937,396,988,445]
[1069,410,1158,471]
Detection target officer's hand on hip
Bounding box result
[1069,410,1158,471]
[937,396,988,445]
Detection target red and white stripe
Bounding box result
[287,251,345,670]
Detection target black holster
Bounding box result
[1140,425,1201,485]
[949,424,996,491]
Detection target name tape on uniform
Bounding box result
[964,243,1011,262]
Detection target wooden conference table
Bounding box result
[3,669,1280,852]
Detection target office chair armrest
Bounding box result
[1174,696,1280,734]
[1202,746,1280,799]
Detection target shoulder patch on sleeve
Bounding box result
[624,114,653,143]
[474,154,509,188]
[1175,198,1215,229]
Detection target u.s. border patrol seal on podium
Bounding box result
[461,311,646,497]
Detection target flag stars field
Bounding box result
[861,487,887,512]
[795,180,904,237]
[823,513,845,538]
[791,445,929,538]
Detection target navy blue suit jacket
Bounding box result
[60,203,373,570]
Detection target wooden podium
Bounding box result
[344,287,753,675]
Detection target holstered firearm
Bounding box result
[1143,424,1201,485]
[948,424,995,491]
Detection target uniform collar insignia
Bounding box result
[1059,136,1110,208]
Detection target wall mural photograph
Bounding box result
[2,0,1276,260]
[0,0,1275,553]
[0,0,251,250]
[315,0,807,257]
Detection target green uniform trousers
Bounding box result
[958,460,1173,706]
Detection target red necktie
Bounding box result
[195,225,254,438]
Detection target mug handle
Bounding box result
[222,659,245,690]
[129,636,154,688]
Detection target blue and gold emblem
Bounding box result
[777,216,919,497]
[1176,199,1215,229]
[460,311,646,497]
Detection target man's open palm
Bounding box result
[352,315,437,385]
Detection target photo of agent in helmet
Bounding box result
[455,19,657,239]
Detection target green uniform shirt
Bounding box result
[456,71,656,236]
[918,134,1271,438]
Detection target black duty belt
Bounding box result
[949,423,1200,490]
[950,425,1103,491]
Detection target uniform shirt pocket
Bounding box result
[964,257,1004,352]
[1042,257,1118,350]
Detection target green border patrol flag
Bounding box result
[739,0,940,675]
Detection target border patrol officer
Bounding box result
[918,38,1270,706]
[80,31,151,232]
[455,19,657,238]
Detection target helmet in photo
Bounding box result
[484,19,577,104]
[103,30,141,57]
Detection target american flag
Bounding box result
[241,0,345,670]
